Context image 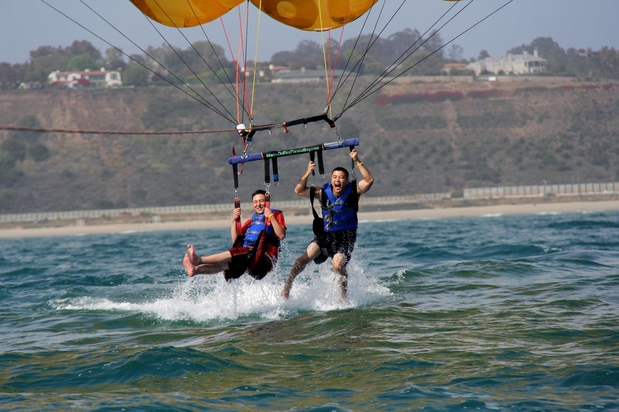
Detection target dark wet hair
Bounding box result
[331,167,349,180]
[251,189,267,199]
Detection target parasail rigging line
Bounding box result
[81,0,238,123]
[238,0,254,125]
[336,0,514,117]
[186,0,239,87]
[330,0,390,113]
[331,0,469,114]
[42,0,236,123]
[229,1,254,176]
[149,0,251,122]
[324,1,353,113]
[0,125,237,135]
[140,12,239,123]
[249,0,265,121]
[0,110,334,136]
[316,0,342,111]
[35,0,513,141]
[341,0,471,111]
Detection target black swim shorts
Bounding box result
[224,247,274,281]
[311,229,357,265]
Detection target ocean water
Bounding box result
[1,210,619,411]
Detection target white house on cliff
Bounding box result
[48,68,122,88]
[467,50,546,76]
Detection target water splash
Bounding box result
[53,254,391,324]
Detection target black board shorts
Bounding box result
[311,229,357,265]
[223,247,274,281]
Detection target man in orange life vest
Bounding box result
[183,190,286,280]
[281,149,374,301]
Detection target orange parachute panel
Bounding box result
[250,0,378,31]
[130,0,243,28]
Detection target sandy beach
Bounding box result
[1,200,617,239]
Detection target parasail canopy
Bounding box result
[129,0,379,31]
[249,0,379,31]
[129,0,244,28]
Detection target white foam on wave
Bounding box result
[54,255,392,324]
[358,218,399,224]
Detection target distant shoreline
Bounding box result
[1,200,617,239]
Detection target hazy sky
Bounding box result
[1,0,618,65]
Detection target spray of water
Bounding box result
[54,251,392,324]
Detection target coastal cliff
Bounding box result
[1,77,618,213]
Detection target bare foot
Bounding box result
[187,244,200,265]
[183,254,196,277]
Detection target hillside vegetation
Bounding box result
[1,77,618,213]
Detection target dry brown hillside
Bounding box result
[1,77,618,213]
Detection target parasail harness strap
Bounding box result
[310,186,324,236]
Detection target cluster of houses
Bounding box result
[264,50,547,81]
[16,50,546,90]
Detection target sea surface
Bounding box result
[1,209,619,411]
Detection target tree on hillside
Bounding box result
[408,30,446,75]
[271,40,326,70]
[65,40,102,62]
[478,49,490,60]
[293,40,324,70]
[0,150,23,186]
[586,46,619,79]
[190,41,233,83]
[340,49,384,76]
[0,137,27,162]
[12,115,42,145]
[145,41,232,84]
[509,37,568,74]
[105,48,127,71]
[3,116,51,163]
[395,50,438,76]
[388,28,423,63]
[446,44,464,63]
[340,34,386,67]
[122,64,149,86]
[0,62,24,89]
[395,30,445,76]
[338,28,446,74]
[144,44,169,68]
[66,54,98,71]
[29,46,71,83]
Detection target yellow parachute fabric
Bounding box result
[130,0,378,32]
[129,0,243,28]
[249,0,378,31]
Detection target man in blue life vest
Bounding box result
[281,149,374,301]
[183,189,286,281]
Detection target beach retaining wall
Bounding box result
[464,182,619,199]
[2,181,617,224]
[0,193,451,223]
